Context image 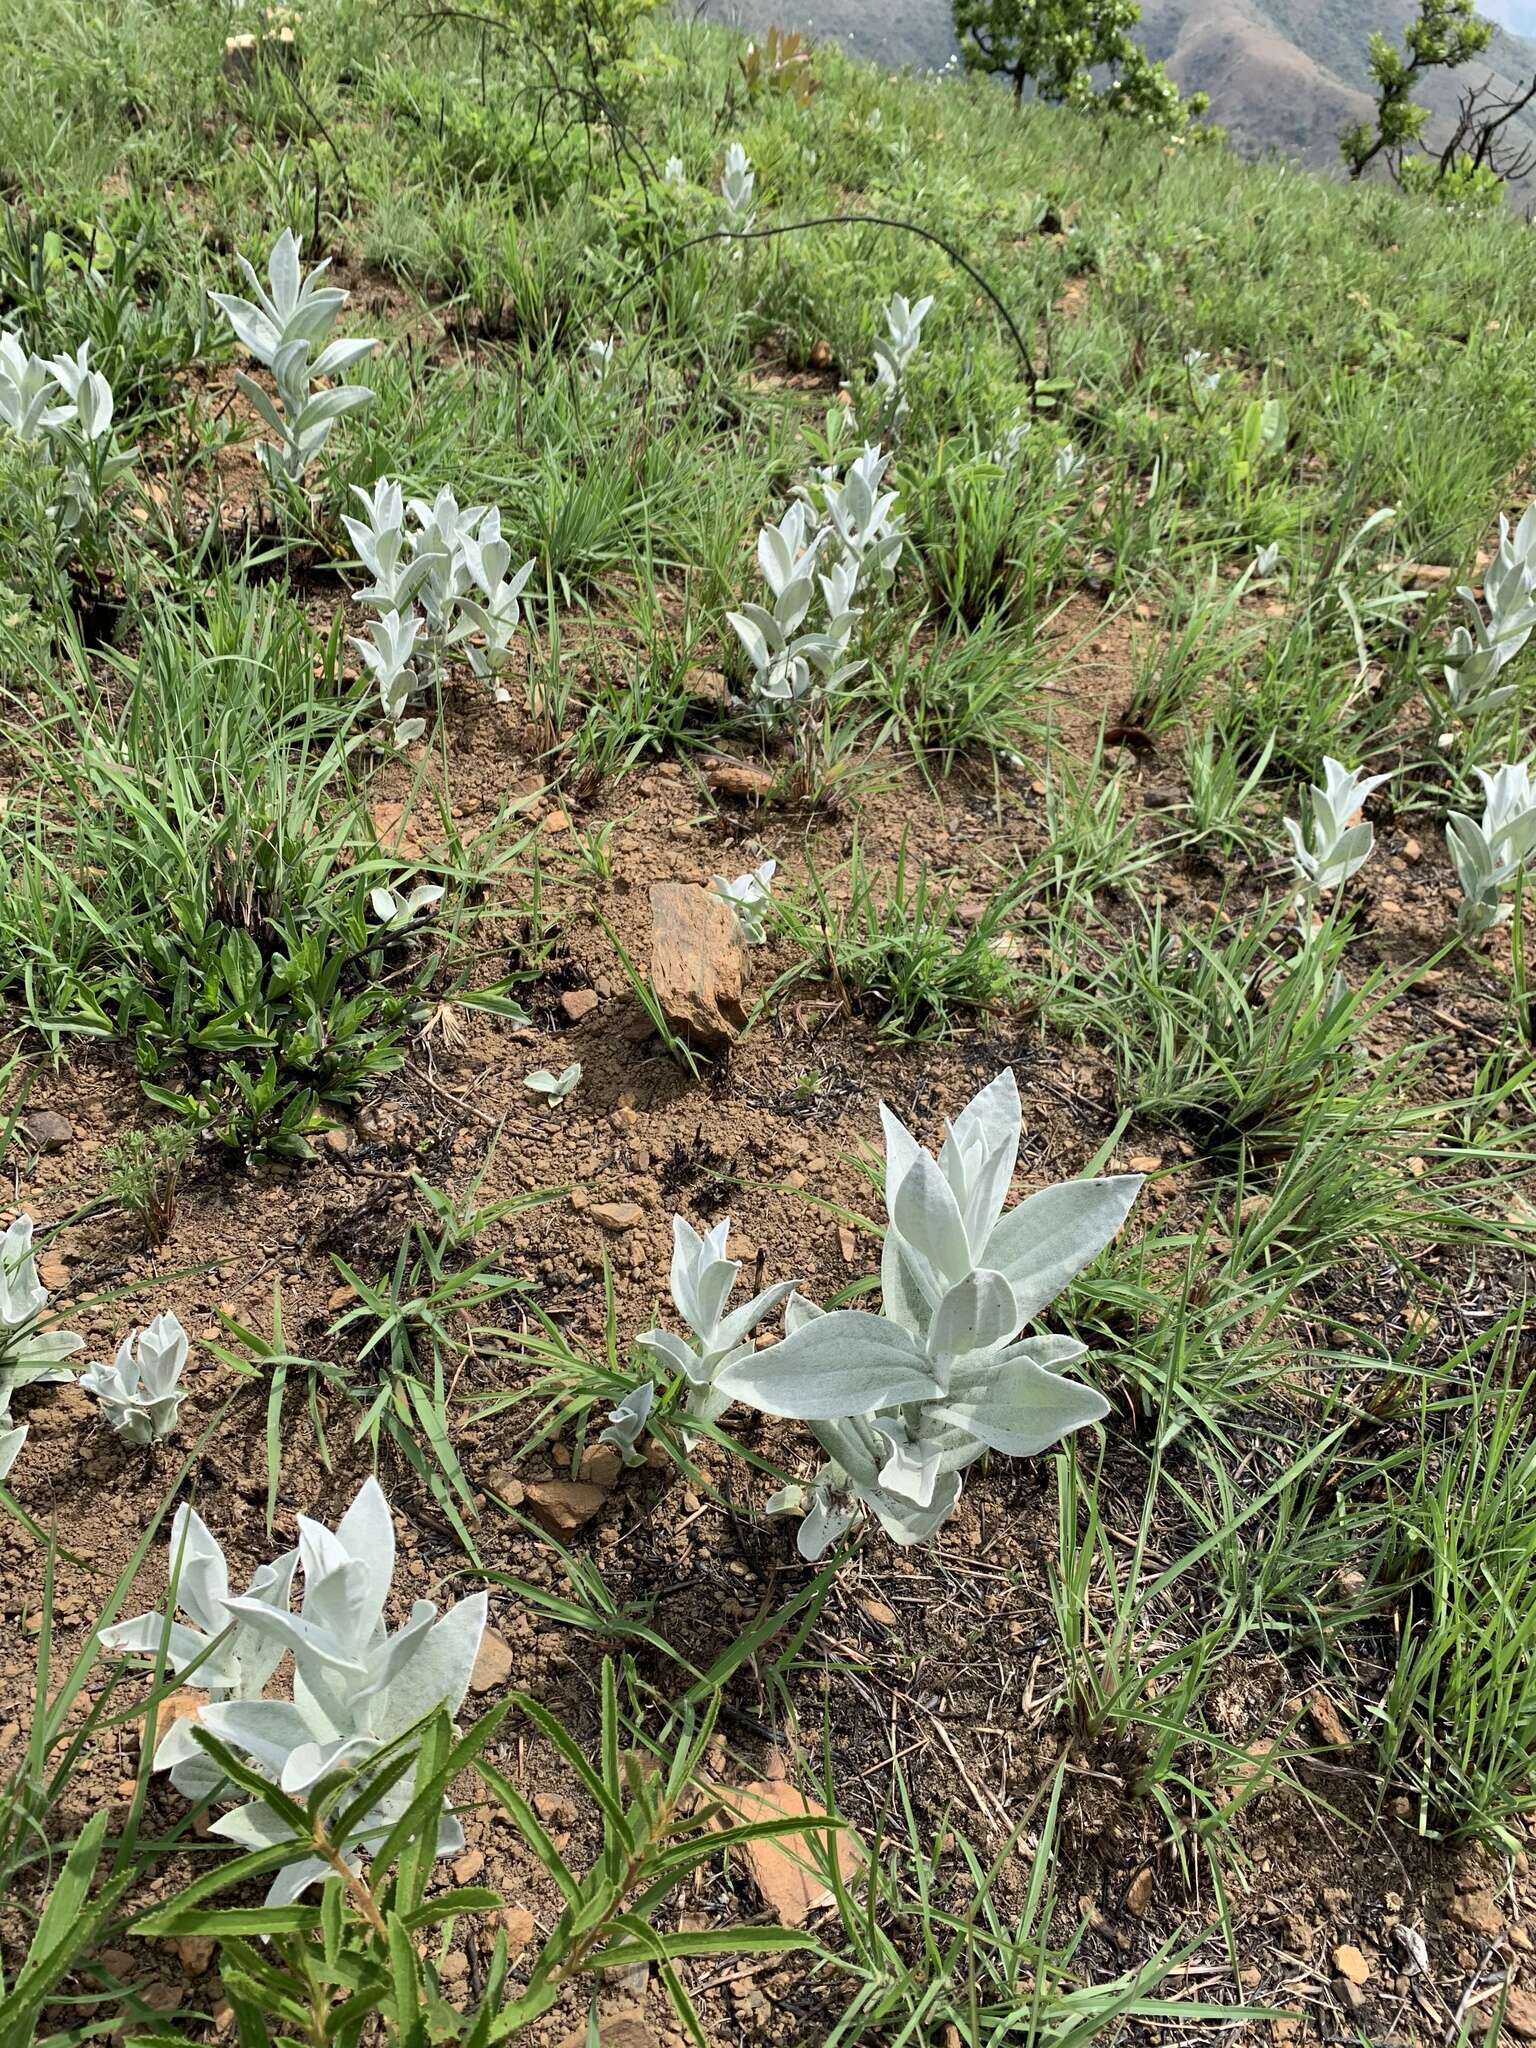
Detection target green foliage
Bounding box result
[765,837,1020,1042]
[105,1121,196,1245]
[951,0,1209,134]
[128,1669,818,2046]
[1341,1,1494,183]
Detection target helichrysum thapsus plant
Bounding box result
[1283,757,1391,924]
[81,1310,190,1445]
[124,1476,487,1903]
[210,228,377,487]
[101,1503,299,1794]
[711,859,777,943]
[728,444,904,717]
[0,331,136,554]
[872,290,933,426]
[344,478,535,743]
[0,1214,83,1480]
[525,1062,582,1105]
[598,1380,655,1466]
[1443,503,1536,716]
[720,141,756,231]
[641,1216,796,1428]
[1446,759,1536,940]
[369,880,444,928]
[716,1070,1140,1556]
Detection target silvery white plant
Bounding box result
[1254,542,1281,578]
[351,609,427,746]
[718,1070,1141,1557]
[1282,757,1391,920]
[1443,503,1536,715]
[525,1062,582,1105]
[640,1216,796,1428]
[824,442,904,588]
[598,1380,655,1467]
[0,329,73,441]
[369,880,444,928]
[210,228,376,486]
[81,1311,190,1446]
[872,291,933,424]
[0,1215,83,1475]
[101,1504,299,1797]
[711,859,777,944]
[582,335,618,385]
[988,421,1030,466]
[344,480,534,732]
[720,141,756,232]
[0,333,135,543]
[1446,758,1536,939]
[138,1477,486,1904]
[663,155,686,186]
[1054,443,1085,488]
[1183,348,1220,397]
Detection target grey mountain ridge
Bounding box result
[696,0,1536,185]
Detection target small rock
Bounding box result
[500,1906,536,1957]
[579,1443,624,1488]
[1307,1693,1352,1748]
[560,989,599,1023]
[23,1110,73,1152]
[173,1937,215,1977]
[469,1627,515,1694]
[555,2013,656,2048]
[1334,1976,1367,2013]
[1333,1944,1370,1986]
[1125,1866,1154,1918]
[705,761,776,802]
[1503,1986,1536,2040]
[452,1849,484,1884]
[809,339,834,369]
[1450,1890,1505,1939]
[590,1202,642,1234]
[1403,837,1422,862]
[857,1598,897,1628]
[321,1125,352,1155]
[648,883,748,1054]
[542,809,571,835]
[524,1478,607,1536]
[713,1781,862,1926]
[1127,1153,1162,1174]
[153,1688,208,1752]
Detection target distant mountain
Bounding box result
[693,0,1536,188]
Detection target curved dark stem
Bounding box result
[608,215,1040,401]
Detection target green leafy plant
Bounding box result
[129,1660,819,2045]
[953,0,1208,132]
[106,1121,197,1246]
[1341,1,1494,184]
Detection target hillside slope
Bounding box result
[1141,0,1536,177]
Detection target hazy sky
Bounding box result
[1486,0,1536,35]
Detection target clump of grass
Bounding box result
[1375,1330,1536,1850]
[105,1121,197,1245]
[764,835,1019,1042]
[1026,895,1408,1151]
